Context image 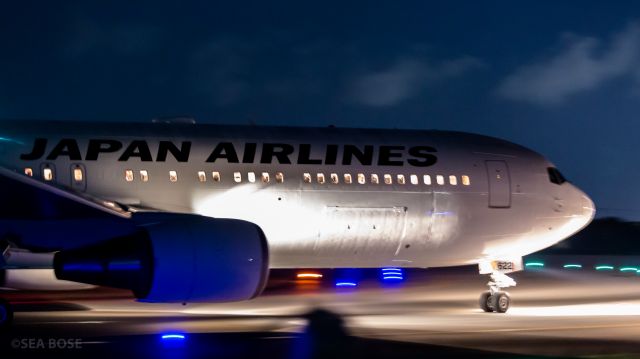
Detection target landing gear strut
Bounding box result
[0,298,13,329]
[479,271,516,313]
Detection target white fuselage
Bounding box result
[0,121,595,268]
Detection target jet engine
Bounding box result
[53,215,269,303]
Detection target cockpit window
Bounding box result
[547,167,567,185]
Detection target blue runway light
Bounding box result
[334,268,361,288]
[381,267,404,281]
[620,267,638,272]
[160,333,187,348]
[161,334,186,340]
[335,282,357,287]
[563,264,582,269]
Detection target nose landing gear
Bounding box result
[479,271,516,313]
[480,290,510,313]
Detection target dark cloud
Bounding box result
[347,57,483,107]
[497,22,640,105]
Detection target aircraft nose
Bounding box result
[574,185,596,222]
[582,193,596,219]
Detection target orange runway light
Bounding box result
[296,273,323,279]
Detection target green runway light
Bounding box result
[525,262,544,268]
[620,267,638,272]
[563,264,582,269]
[595,265,614,271]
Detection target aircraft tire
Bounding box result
[479,291,493,312]
[493,292,510,313]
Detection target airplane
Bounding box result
[0,119,595,326]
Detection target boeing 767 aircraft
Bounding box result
[0,120,595,326]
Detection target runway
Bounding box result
[3,266,640,358]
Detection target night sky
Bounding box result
[1,1,639,219]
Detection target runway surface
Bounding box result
[3,266,640,358]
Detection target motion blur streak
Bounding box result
[509,303,640,317]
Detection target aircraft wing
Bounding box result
[0,167,139,256]
[0,167,130,221]
[0,166,269,303]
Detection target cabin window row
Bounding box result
[303,173,470,186]
[122,170,470,186]
[24,166,80,182]
[123,170,285,184]
[25,167,470,187]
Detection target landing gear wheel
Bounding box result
[480,269,516,313]
[479,291,493,312]
[492,292,510,313]
[0,298,13,330]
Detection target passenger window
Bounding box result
[169,170,178,182]
[125,169,134,182]
[212,171,221,182]
[344,174,353,184]
[317,173,326,184]
[410,174,418,185]
[261,172,270,183]
[303,173,311,183]
[384,174,392,185]
[449,175,457,185]
[371,174,379,184]
[198,171,207,182]
[357,173,366,184]
[73,167,83,182]
[248,172,256,183]
[436,175,444,185]
[24,168,33,177]
[234,172,242,183]
[330,173,339,184]
[43,167,54,181]
[423,175,431,185]
[462,175,470,186]
[276,172,284,183]
[397,174,406,185]
[140,170,149,182]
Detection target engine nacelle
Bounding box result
[54,215,269,303]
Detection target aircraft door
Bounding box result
[486,160,511,208]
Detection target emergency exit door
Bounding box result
[486,160,511,208]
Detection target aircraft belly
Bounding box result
[142,185,482,268]
[316,205,408,256]
[268,190,451,268]
[92,181,498,269]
